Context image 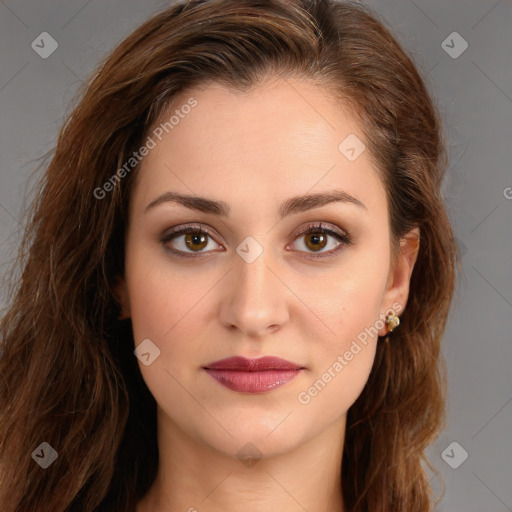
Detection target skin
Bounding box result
[115,76,420,512]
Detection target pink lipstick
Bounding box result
[203,356,304,393]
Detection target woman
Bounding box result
[0,0,460,510]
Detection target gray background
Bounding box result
[0,1,511,510]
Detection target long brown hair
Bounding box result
[0,1,460,510]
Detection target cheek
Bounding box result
[297,250,388,406]
[125,241,211,343]
[296,279,385,418]
[308,247,389,345]
[296,340,377,426]
[125,248,212,422]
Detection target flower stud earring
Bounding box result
[385,313,400,332]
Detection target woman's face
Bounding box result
[116,77,418,459]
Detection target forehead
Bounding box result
[131,77,385,217]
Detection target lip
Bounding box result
[203,356,304,393]
[204,356,303,371]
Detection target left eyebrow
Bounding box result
[144,189,367,217]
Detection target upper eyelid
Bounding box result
[161,222,349,248]
[162,223,222,244]
[162,221,345,237]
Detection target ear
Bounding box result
[378,227,420,336]
[113,275,131,320]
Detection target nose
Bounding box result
[219,247,289,338]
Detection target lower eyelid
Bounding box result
[161,224,351,257]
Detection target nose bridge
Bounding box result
[220,242,287,336]
[237,248,271,301]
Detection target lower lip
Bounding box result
[204,369,302,393]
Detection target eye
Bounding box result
[160,222,352,259]
[160,224,222,258]
[289,222,352,259]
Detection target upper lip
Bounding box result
[203,356,303,371]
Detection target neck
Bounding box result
[136,409,347,512]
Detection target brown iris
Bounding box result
[185,232,209,251]
[304,231,327,251]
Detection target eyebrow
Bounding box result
[144,189,367,218]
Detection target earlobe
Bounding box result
[113,275,131,320]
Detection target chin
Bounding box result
[200,417,310,460]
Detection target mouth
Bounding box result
[202,356,305,393]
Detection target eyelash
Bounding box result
[160,222,352,260]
